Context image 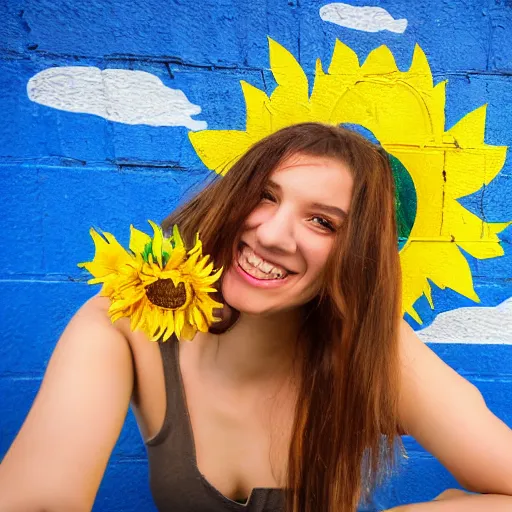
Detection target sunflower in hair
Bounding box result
[78,221,223,341]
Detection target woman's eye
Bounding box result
[311,216,336,232]
[261,190,276,202]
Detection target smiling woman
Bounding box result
[1,123,511,512]
[159,122,403,512]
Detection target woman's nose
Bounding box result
[255,207,297,254]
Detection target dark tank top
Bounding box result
[145,339,285,512]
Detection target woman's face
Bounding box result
[221,152,354,316]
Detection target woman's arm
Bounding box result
[397,320,512,496]
[0,296,134,512]
[387,493,512,511]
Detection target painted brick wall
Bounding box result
[1,1,511,511]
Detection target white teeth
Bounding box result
[259,261,274,273]
[247,251,263,268]
[239,245,288,280]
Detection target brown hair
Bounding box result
[162,122,404,512]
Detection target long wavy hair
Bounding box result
[162,122,404,512]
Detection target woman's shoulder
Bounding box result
[87,293,162,364]
[100,298,168,442]
[0,294,137,510]
[397,318,483,433]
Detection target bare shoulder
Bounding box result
[397,319,481,401]
[397,318,483,435]
[397,319,512,494]
[0,294,135,511]
[107,301,168,442]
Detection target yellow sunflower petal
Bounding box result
[148,220,164,268]
[187,234,202,256]
[197,261,214,278]
[110,310,128,324]
[180,321,197,341]
[162,311,175,342]
[162,236,174,257]
[129,225,151,256]
[194,255,210,274]
[165,245,187,270]
[193,306,208,332]
[175,309,185,339]
[200,268,223,286]
[181,250,202,274]
[78,228,133,278]
[129,298,146,331]
[172,224,185,251]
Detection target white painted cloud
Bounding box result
[320,3,408,34]
[416,297,512,344]
[27,67,207,131]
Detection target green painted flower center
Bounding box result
[146,279,187,309]
[389,154,417,250]
[340,124,417,250]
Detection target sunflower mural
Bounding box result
[78,221,223,341]
[189,38,512,324]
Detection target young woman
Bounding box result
[0,123,511,512]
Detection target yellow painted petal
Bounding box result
[242,80,272,138]
[268,38,310,129]
[444,147,507,199]
[457,221,511,259]
[328,39,360,75]
[404,44,433,92]
[361,45,398,75]
[430,81,447,143]
[442,202,511,259]
[448,104,487,146]
[189,130,253,175]
[268,38,308,96]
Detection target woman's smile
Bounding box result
[235,242,296,289]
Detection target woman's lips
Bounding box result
[238,241,296,276]
[234,262,292,289]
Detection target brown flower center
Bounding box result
[145,279,187,309]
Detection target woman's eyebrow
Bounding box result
[311,202,348,220]
[268,180,347,220]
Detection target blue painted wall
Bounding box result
[1,1,511,510]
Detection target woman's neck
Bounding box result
[195,308,303,387]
